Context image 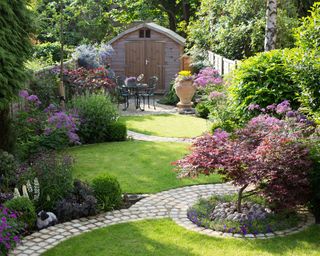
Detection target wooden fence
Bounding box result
[9,60,76,117]
[208,51,239,76]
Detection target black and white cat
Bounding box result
[36,210,58,230]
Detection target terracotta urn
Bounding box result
[175,79,196,113]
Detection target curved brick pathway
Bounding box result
[12,184,315,255]
[127,130,193,143]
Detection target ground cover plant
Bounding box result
[43,219,320,256]
[188,195,301,235]
[119,114,209,138]
[68,141,222,194]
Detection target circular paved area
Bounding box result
[11,183,315,255]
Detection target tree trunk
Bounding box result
[168,13,177,32]
[59,0,66,109]
[264,0,277,51]
[0,107,15,152]
[237,184,248,213]
[182,1,191,25]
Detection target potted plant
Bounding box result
[125,77,137,87]
[174,70,196,113]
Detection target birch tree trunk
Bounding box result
[264,0,277,51]
[59,0,66,109]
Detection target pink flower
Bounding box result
[209,91,225,99]
[19,90,29,99]
[276,100,291,114]
[248,104,260,111]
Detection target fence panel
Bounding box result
[207,51,238,76]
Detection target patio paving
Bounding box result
[119,97,177,116]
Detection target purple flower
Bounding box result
[213,129,229,141]
[286,110,297,118]
[26,95,41,106]
[194,67,222,87]
[125,77,136,85]
[19,90,29,99]
[240,225,247,235]
[266,104,276,110]
[209,91,225,99]
[276,100,291,114]
[248,103,260,111]
[44,104,58,113]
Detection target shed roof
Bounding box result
[108,22,186,46]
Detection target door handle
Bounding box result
[145,59,149,65]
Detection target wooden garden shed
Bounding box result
[108,22,186,93]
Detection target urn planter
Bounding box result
[174,79,196,114]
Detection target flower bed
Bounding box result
[187,195,303,236]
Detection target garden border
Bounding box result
[11,184,316,255]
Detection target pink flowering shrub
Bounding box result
[0,206,21,255]
[175,103,315,212]
[194,67,222,88]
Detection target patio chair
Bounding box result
[141,76,158,110]
[116,76,130,110]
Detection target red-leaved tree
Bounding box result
[174,107,314,213]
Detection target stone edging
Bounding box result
[11,184,316,255]
[171,202,315,239]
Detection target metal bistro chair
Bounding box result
[141,76,158,110]
[116,75,130,110]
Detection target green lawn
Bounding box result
[43,219,320,256]
[119,114,209,138]
[68,141,221,193]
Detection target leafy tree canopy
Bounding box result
[187,0,301,60]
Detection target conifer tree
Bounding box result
[0,1,33,151]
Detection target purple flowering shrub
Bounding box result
[193,68,238,130]
[15,90,80,159]
[0,206,21,255]
[175,102,316,212]
[229,49,301,122]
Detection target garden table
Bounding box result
[123,83,148,111]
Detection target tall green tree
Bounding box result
[111,0,200,34]
[187,0,299,60]
[34,0,117,45]
[0,1,33,151]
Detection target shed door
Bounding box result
[125,41,164,91]
[125,41,145,78]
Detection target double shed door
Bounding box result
[125,40,164,91]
